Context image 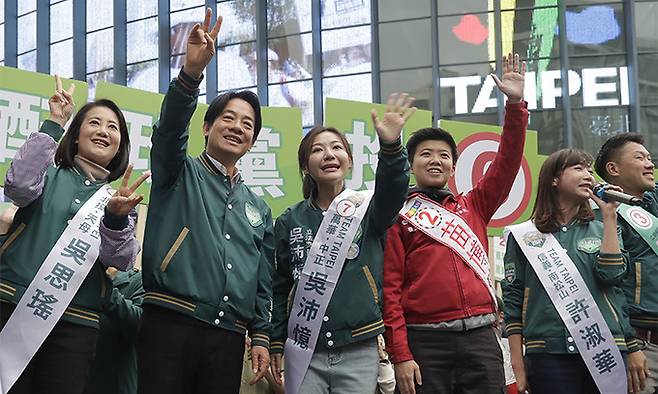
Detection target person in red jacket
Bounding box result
[383,53,529,394]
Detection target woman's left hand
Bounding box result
[588,183,623,219]
[106,164,151,217]
[371,93,417,144]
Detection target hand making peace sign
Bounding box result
[106,164,151,217]
[48,75,76,128]
[182,8,223,79]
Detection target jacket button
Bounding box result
[223,295,229,302]
[218,311,225,317]
[227,263,233,270]
[214,319,220,325]
[84,180,91,186]
[74,198,81,204]
[228,204,233,210]
[225,233,231,240]
[561,226,568,232]
[326,332,332,338]
[568,345,575,352]
[323,316,329,322]
[567,337,574,343]
[327,340,334,347]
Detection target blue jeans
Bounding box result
[526,354,599,394]
[298,338,379,394]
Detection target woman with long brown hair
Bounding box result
[269,93,415,393]
[503,148,639,394]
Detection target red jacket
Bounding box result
[383,101,529,363]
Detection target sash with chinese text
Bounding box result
[507,220,626,394]
[617,203,658,256]
[284,189,374,394]
[400,195,497,309]
[0,184,114,394]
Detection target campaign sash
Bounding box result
[617,203,658,256]
[0,184,115,394]
[400,195,497,309]
[284,189,374,394]
[507,220,626,394]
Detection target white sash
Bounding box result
[507,220,626,394]
[0,184,114,394]
[400,195,497,309]
[284,189,374,394]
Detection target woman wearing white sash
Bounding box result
[503,149,637,394]
[0,76,148,394]
[269,93,415,393]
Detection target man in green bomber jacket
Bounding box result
[595,132,658,394]
[137,9,274,394]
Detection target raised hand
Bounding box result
[182,7,223,79]
[48,75,76,128]
[491,52,526,103]
[370,93,417,144]
[106,164,151,217]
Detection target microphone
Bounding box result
[592,184,643,206]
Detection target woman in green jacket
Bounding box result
[503,148,639,394]
[270,93,415,393]
[0,75,147,394]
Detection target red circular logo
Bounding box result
[448,132,532,228]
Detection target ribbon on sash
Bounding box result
[507,220,626,394]
[0,184,115,394]
[400,195,497,309]
[284,189,374,394]
[617,203,658,256]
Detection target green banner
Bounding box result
[236,106,303,218]
[0,66,88,182]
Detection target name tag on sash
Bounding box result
[0,184,114,394]
[284,189,373,394]
[400,195,497,309]
[507,220,626,394]
[617,203,658,256]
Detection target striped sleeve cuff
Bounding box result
[626,337,642,353]
[270,339,285,354]
[379,137,404,156]
[175,67,204,93]
[505,321,523,335]
[598,253,625,266]
[250,332,270,349]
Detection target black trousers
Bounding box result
[525,354,599,394]
[137,305,246,394]
[405,325,505,394]
[0,302,99,394]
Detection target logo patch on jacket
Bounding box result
[523,231,546,248]
[505,265,515,283]
[245,202,263,227]
[577,237,601,253]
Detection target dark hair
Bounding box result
[203,90,262,145]
[54,99,130,182]
[594,132,646,182]
[298,126,353,199]
[532,149,594,233]
[406,127,459,165]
